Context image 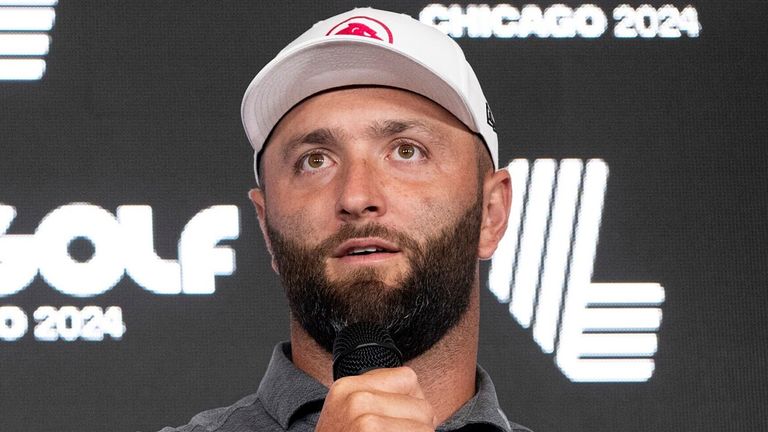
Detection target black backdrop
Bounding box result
[1,1,767,431]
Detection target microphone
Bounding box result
[332,322,403,380]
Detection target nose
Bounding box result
[335,157,386,221]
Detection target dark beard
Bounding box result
[266,198,482,362]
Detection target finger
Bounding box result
[329,367,424,403]
[348,413,437,432]
[343,389,436,426]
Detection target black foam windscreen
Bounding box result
[332,322,403,380]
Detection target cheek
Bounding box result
[264,198,317,241]
[395,193,460,239]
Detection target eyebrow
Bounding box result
[278,119,446,162]
[279,127,344,161]
[366,119,441,140]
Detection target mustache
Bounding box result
[314,223,422,258]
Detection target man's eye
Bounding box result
[300,152,329,171]
[394,143,422,161]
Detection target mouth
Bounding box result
[332,238,401,260]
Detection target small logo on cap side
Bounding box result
[326,16,394,43]
[486,103,497,132]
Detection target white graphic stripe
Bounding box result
[578,333,658,357]
[509,159,555,328]
[581,307,662,331]
[561,358,655,383]
[533,159,582,353]
[0,7,55,30]
[0,58,44,79]
[0,1,57,5]
[586,282,665,305]
[0,33,49,55]
[488,159,529,302]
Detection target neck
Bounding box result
[290,276,480,425]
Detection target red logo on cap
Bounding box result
[326,16,394,44]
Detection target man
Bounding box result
[160,7,530,432]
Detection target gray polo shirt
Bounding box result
[158,342,531,432]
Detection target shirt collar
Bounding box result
[257,342,513,431]
[256,342,328,429]
[437,365,513,432]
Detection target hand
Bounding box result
[316,366,437,431]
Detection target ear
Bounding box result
[248,188,280,274]
[477,168,512,260]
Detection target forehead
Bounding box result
[266,87,473,149]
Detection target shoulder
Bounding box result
[153,392,280,432]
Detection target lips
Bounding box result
[332,238,401,258]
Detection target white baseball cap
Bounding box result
[241,7,498,183]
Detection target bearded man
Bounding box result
[159,7,531,432]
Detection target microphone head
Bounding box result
[332,322,403,380]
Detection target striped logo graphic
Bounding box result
[0,0,57,81]
[489,159,665,382]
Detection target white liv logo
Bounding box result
[0,0,57,80]
[489,159,664,382]
[0,203,239,297]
